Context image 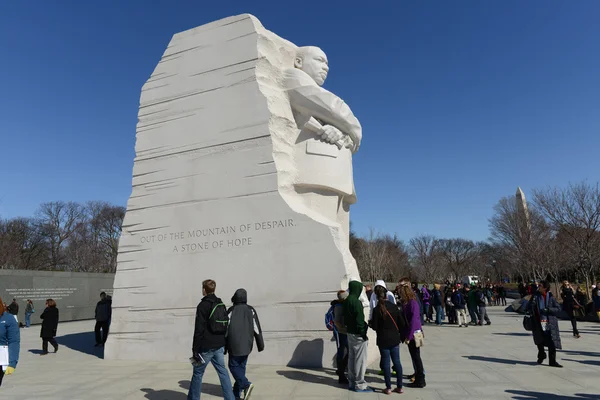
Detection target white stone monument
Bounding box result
[105,14,365,367]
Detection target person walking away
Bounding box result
[397,278,425,388]
[431,284,443,326]
[499,284,507,306]
[0,296,20,387]
[331,290,349,384]
[370,286,404,395]
[466,285,478,325]
[24,300,34,328]
[94,292,112,347]
[527,281,563,367]
[452,286,468,327]
[40,299,59,355]
[226,289,264,399]
[7,299,19,323]
[188,279,234,400]
[421,285,432,323]
[343,280,372,393]
[560,281,580,339]
[475,287,491,325]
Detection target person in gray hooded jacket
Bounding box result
[227,289,264,400]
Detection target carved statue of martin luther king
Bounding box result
[284,46,362,237]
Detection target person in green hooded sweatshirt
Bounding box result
[343,280,373,393]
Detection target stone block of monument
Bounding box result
[105,14,367,367]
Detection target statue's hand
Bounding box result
[320,125,344,145]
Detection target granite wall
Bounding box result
[0,270,115,325]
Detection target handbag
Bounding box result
[413,331,424,348]
[523,314,533,331]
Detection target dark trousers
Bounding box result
[0,368,4,387]
[468,306,479,324]
[95,320,110,344]
[500,296,507,306]
[334,332,348,377]
[42,337,58,353]
[379,345,402,390]
[537,341,557,364]
[228,355,250,398]
[408,340,425,384]
[566,310,579,336]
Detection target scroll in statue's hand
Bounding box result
[320,125,344,145]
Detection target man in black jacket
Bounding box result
[94,292,112,347]
[7,299,19,317]
[188,279,235,400]
[226,289,264,400]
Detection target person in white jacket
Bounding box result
[369,280,396,322]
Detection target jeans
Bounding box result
[228,355,250,398]
[423,304,430,321]
[435,305,443,325]
[478,306,490,324]
[334,332,348,377]
[187,347,234,400]
[347,333,368,391]
[25,312,32,327]
[95,321,110,344]
[468,306,479,324]
[379,345,402,389]
[408,340,425,384]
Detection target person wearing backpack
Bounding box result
[226,289,264,400]
[451,286,468,328]
[326,290,349,384]
[188,279,234,400]
[370,286,405,395]
[475,286,491,326]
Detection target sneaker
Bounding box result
[243,383,255,399]
[354,387,374,393]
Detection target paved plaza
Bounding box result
[2,307,599,400]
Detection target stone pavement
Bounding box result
[2,307,599,400]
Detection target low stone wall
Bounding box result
[0,270,115,325]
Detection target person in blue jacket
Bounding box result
[0,296,20,387]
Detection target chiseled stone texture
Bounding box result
[105,14,365,366]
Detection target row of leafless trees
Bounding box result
[351,181,600,301]
[489,182,600,299]
[0,201,125,273]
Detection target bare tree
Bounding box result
[438,238,480,281]
[36,201,85,270]
[533,182,600,299]
[409,235,442,282]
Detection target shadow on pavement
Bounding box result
[28,349,45,355]
[560,350,600,358]
[277,369,341,389]
[463,356,537,366]
[56,331,104,359]
[492,332,531,337]
[141,380,225,399]
[506,389,600,399]
[563,358,600,367]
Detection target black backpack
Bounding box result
[208,301,229,334]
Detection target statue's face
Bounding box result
[296,47,329,86]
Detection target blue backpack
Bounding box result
[325,305,336,331]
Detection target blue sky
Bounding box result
[1,1,599,242]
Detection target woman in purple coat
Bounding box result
[398,278,426,388]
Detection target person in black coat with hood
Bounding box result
[527,281,562,367]
[40,299,59,355]
[227,288,264,400]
